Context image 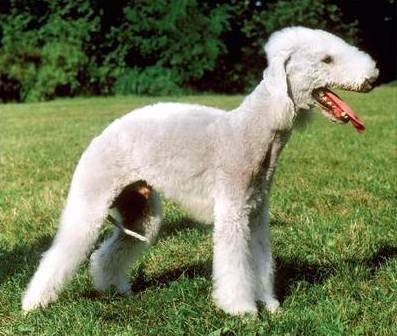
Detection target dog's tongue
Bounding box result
[324,90,365,133]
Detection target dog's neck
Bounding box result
[228,80,293,193]
[233,79,296,133]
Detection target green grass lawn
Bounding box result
[0,87,396,335]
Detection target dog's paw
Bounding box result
[265,297,280,313]
[22,296,39,313]
[213,290,257,316]
[114,277,132,295]
[22,290,56,312]
[256,293,280,313]
[256,291,280,313]
[216,300,258,316]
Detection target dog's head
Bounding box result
[263,26,379,132]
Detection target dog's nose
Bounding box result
[367,70,378,84]
[367,68,379,84]
[361,70,379,92]
[361,79,374,92]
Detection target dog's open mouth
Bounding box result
[313,88,365,133]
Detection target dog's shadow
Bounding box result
[121,257,335,302]
[3,233,396,305]
[274,257,335,301]
[130,262,211,294]
[0,236,52,286]
[360,245,397,272]
[275,245,397,301]
[88,244,397,303]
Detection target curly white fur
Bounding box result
[22,27,378,315]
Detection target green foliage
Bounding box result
[0,0,360,101]
[0,0,98,101]
[256,0,359,37]
[104,0,230,96]
[203,0,359,92]
[114,67,184,96]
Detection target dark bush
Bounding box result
[0,0,98,101]
[0,0,376,102]
[114,67,184,96]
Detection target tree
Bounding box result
[194,0,359,93]
[0,0,99,101]
[2,0,386,102]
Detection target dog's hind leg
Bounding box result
[22,149,123,312]
[90,187,162,294]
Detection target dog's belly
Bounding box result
[173,193,214,224]
[149,176,215,225]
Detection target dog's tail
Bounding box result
[22,140,125,312]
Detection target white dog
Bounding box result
[22,26,378,315]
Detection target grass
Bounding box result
[0,87,396,335]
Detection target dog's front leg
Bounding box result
[251,200,280,312]
[212,197,257,315]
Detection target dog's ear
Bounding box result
[262,53,295,130]
[262,54,290,99]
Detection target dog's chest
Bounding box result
[247,132,290,204]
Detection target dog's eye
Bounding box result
[322,55,333,64]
